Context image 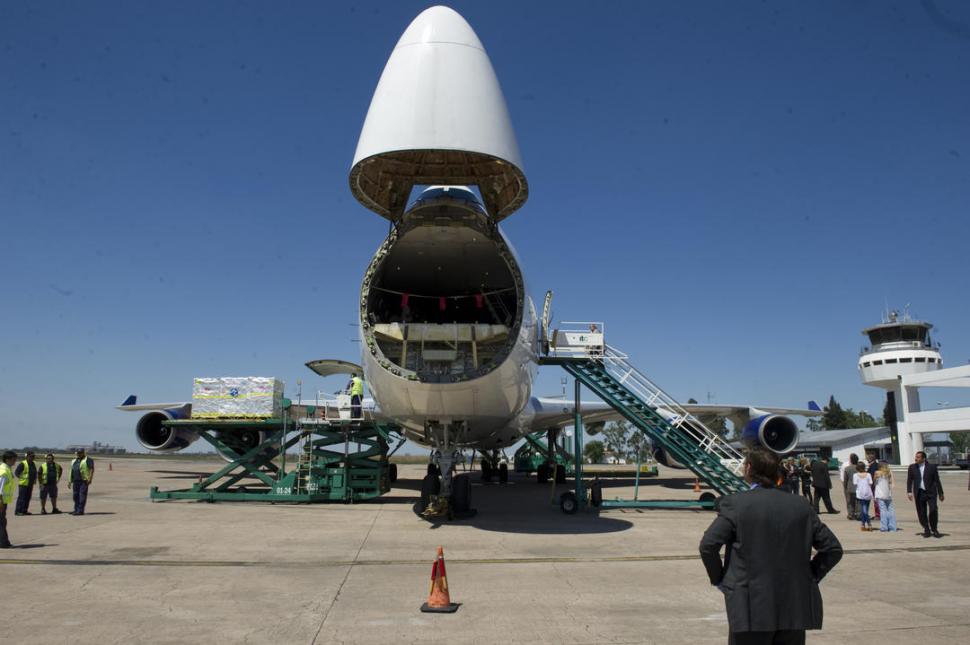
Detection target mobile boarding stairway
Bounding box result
[539,322,748,513]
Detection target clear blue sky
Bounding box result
[2,1,969,450]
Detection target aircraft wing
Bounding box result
[681,403,822,418]
[529,397,624,434]
[115,395,189,412]
[528,397,822,434]
[681,402,822,430]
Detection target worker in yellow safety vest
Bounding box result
[14,451,37,515]
[69,449,95,516]
[0,450,17,548]
[348,373,365,420]
[39,453,63,515]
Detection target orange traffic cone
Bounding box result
[693,478,701,493]
[109,463,113,471]
[420,546,460,613]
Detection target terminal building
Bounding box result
[65,441,128,455]
[794,426,953,466]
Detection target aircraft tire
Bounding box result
[560,491,578,515]
[452,473,471,513]
[536,463,549,484]
[427,463,439,477]
[481,459,492,482]
[590,481,603,507]
[554,464,566,483]
[388,463,398,483]
[420,474,440,511]
[498,463,508,483]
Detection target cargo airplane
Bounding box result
[119,6,820,508]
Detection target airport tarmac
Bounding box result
[2,458,968,644]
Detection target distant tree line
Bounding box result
[804,395,883,431]
[582,419,652,463]
[950,432,970,455]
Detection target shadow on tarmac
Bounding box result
[597,476,705,492]
[148,470,217,480]
[399,473,635,534]
[410,500,635,534]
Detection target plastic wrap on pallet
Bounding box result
[191,377,283,418]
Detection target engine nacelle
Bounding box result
[652,446,684,469]
[135,407,197,452]
[585,421,605,436]
[653,418,709,469]
[741,414,799,454]
[213,429,277,462]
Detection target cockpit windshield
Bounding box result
[406,185,486,214]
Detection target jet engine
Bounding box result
[135,407,197,452]
[652,418,709,469]
[653,446,690,469]
[741,414,799,454]
[585,421,605,436]
[213,429,278,461]
[652,413,800,469]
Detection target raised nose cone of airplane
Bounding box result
[350,6,527,222]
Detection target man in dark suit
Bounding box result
[700,449,843,645]
[906,451,944,538]
[810,458,838,514]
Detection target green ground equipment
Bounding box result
[540,322,747,513]
[149,405,402,503]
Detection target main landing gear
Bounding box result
[479,450,508,484]
[536,428,567,484]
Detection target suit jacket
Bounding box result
[699,486,843,633]
[810,460,831,488]
[906,462,944,499]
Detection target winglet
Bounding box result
[121,395,137,407]
[807,400,821,412]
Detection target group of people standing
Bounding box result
[0,449,95,549]
[781,449,949,538]
[780,456,839,513]
[840,450,945,537]
[839,453,897,531]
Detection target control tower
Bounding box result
[858,309,943,463]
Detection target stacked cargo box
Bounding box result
[191,377,283,418]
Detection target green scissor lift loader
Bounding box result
[149,403,402,503]
[513,431,574,479]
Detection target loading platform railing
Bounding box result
[540,323,747,510]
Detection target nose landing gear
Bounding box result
[419,446,477,520]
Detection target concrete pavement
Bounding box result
[2,459,968,643]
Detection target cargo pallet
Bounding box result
[149,414,401,503]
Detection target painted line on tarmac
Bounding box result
[1,543,968,569]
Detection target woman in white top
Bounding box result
[853,462,874,531]
[873,462,897,532]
